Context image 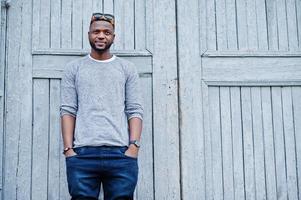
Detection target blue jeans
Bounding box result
[66,146,138,200]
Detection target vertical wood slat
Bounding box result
[261,87,277,200]
[241,87,256,200]
[82,0,93,50]
[145,0,154,52]
[136,76,154,200]
[251,87,266,200]
[207,0,217,50]
[103,0,114,50]
[272,87,288,200]
[61,0,72,48]
[50,0,61,48]
[216,0,228,50]
[246,0,258,49]
[92,0,102,13]
[255,0,268,50]
[39,0,51,48]
[292,86,301,200]
[225,0,238,49]
[236,0,248,50]
[32,79,49,200]
[230,87,245,200]
[266,0,278,50]
[209,87,224,200]
[134,0,146,50]
[114,0,124,50]
[3,1,33,199]
[32,0,41,50]
[297,0,301,48]
[48,80,61,199]
[72,0,83,49]
[276,0,289,50]
[220,87,234,200]
[204,84,214,200]
[124,0,135,50]
[152,0,180,198]
[282,87,299,200]
[286,0,299,50]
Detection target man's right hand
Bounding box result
[64,149,77,158]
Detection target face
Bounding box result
[88,20,115,52]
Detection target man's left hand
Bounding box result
[124,144,139,158]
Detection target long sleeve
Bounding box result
[125,63,144,121]
[60,63,78,117]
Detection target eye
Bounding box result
[105,31,112,35]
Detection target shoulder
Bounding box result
[64,55,88,74]
[114,56,137,74]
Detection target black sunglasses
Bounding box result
[90,13,115,26]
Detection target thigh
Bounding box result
[66,148,101,200]
[102,147,138,200]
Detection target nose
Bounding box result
[97,32,105,39]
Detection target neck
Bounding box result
[90,49,113,60]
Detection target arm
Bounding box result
[124,63,144,157]
[60,63,78,157]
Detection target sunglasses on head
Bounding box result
[90,13,115,26]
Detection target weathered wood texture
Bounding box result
[178,0,301,199]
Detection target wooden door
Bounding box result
[2,0,176,199]
[177,0,301,199]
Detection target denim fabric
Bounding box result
[66,146,138,200]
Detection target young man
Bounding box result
[60,13,143,200]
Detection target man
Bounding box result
[60,13,143,200]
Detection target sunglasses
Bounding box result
[90,13,115,26]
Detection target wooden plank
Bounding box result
[59,134,70,200]
[202,57,301,82]
[255,0,268,50]
[177,0,205,199]
[297,0,301,48]
[32,79,49,200]
[72,0,83,49]
[209,87,223,200]
[152,0,180,198]
[82,0,93,50]
[261,87,277,200]
[39,0,51,48]
[134,0,146,50]
[32,55,153,74]
[199,0,207,52]
[92,0,102,13]
[266,0,278,50]
[203,84,213,200]
[61,0,72,48]
[286,0,299,50]
[216,0,228,50]
[246,0,258,49]
[124,0,135,50]
[136,76,154,200]
[282,87,298,200]
[276,0,289,50]
[220,87,234,200]
[241,87,255,200]
[3,1,33,199]
[271,87,288,200]
[114,0,124,50]
[50,0,61,48]
[0,2,6,198]
[145,0,154,52]
[230,87,245,200]
[250,87,266,200]
[32,0,40,49]
[292,86,301,200]
[225,0,238,49]
[48,80,61,199]
[206,0,217,50]
[236,0,248,50]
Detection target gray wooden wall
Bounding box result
[1,0,301,199]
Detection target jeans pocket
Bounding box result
[119,147,138,160]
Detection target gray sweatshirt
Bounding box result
[60,55,143,148]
